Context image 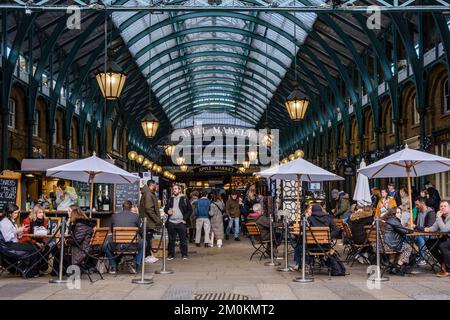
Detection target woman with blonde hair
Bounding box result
[21,204,48,245]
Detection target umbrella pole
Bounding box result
[406,165,414,227]
[89,174,95,219]
[296,174,300,227]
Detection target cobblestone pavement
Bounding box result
[1,239,449,300]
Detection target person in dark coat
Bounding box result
[67,206,95,267]
[382,207,413,275]
[139,180,161,261]
[291,204,339,270]
[425,181,441,213]
[348,206,374,245]
[254,203,283,256]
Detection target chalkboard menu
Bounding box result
[114,182,140,212]
[0,178,19,212]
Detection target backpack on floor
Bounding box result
[325,252,346,276]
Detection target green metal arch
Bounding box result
[139,38,288,73]
[161,84,268,114]
[154,69,273,99]
[147,51,282,81]
[165,90,265,119]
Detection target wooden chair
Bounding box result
[342,223,373,266]
[304,226,333,277]
[79,227,110,282]
[112,227,140,271]
[245,222,269,261]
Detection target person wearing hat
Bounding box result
[331,191,350,218]
[290,204,339,271]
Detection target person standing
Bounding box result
[226,191,241,241]
[188,191,199,243]
[195,191,211,247]
[425,181,441,213]
[332,191,350,218]
[387,182,401,207]
[139,180,162,264]
[55,180,78,211]
[209,192,225,248]
[164,184,192,260]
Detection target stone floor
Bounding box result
[1,238,449,300]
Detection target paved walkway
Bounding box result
[1,238,449,300]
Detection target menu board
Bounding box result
[114,182,140,212]
[0,176,19,212]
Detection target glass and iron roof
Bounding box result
[106,0,324,127]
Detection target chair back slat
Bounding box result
[334,218,344,231]
[342,222,352,239]
[90,227,109,246]
[365,225,377,243]
[305,227,331,245]
[245,222,260,237]
[113,227,139,244]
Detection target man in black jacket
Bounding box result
[291,204,339,271]
[164,184,193,260]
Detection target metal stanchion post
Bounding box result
[49,217,70,284]
[155,215,173,274]
[293,216,313,283]
[278,215,290,272]
[372,217,389,282]
[132,217,154,284]
[264,213,281,266]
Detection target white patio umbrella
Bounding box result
[358,145,450,225]
[256,157,344,225]
[47,153,140,217]
[353,160,372,206]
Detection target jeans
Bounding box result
[105,238,144,269]
[415,236,429,260]
[195,218,211,244]
[226,217,240,239]
[167,222,188,257]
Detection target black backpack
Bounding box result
[325,252,346,276]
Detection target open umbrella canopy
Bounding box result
[46,154,140,184]
[353,160,371,206]
[358,146,450,178]
[256,157,344,181]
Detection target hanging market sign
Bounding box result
[193,165,239,174]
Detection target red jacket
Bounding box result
[20,217,48,244]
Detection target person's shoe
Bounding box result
[289,264,299,272]
[182,255,189,260]
[391,266,405,276]
[217,244,222,248]
[416,259,427,266]
[204,243,210,248]
[225,235,229,240]
[167,256,175,261]
[208,243,214,247]
[234,237,240,241]
[436,271,450,277]
[108,268,117,275]
[196,243,201,247]
[145,255,159,263]
[128,264,137,274]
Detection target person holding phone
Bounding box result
[0,203,41,277]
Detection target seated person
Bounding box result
[105,200,144,274]
[291,204,339,271]
[424,200,450,277]
[382,207,413,276]
[412,197,436,266]
[254,203,282,256]
[21,204,56,273]
[67,206,96,269]
[348,205,374,245]
[0,203,40,277]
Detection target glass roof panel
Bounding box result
[109,0,323,127]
